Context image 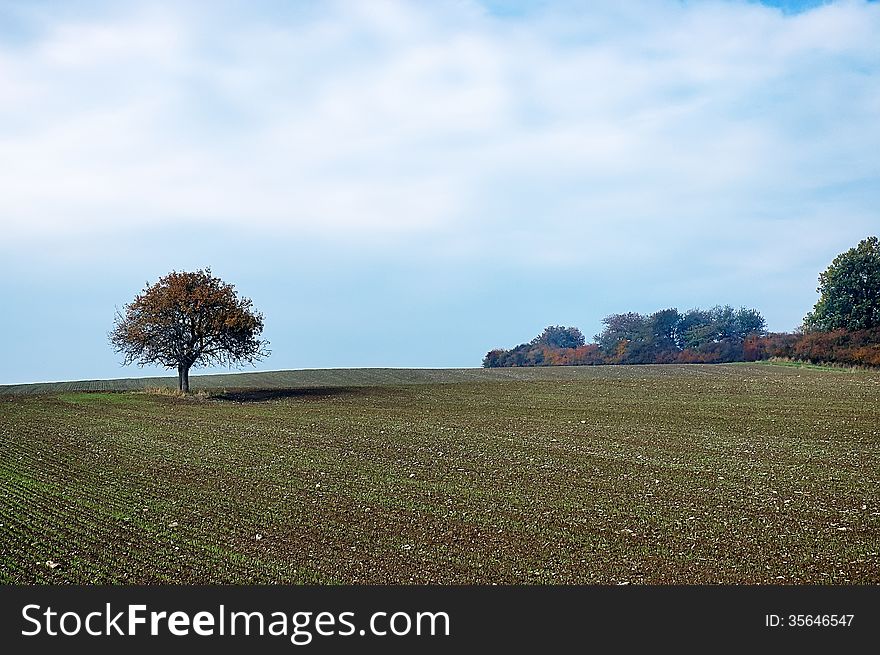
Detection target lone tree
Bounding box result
[804,236,880,332]
[110,269,269,392]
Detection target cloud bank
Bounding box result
[1,1,877,249]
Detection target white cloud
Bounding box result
[0,0,877,271]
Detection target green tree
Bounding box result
[531,325,586,349]
[804,236,880,332]
[733,307,767,339]
[644,308,681,361]
[595,313,646,356]
[677,308,712,349]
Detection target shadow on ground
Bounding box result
[213,387,367,403]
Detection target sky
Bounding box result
[0,0,878,384]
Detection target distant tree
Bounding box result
[711,305,739,341]
[482,349,506,368]
[804,236,880,332]
[676,308,712,350]
[707,305,767,341]
[732,307,767,339]
[645,308,681,361]
[110,269,269,392]
[532,325,586,349]
[677,306,766,349]
[595,313,647,356]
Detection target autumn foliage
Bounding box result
[110,269,269,392]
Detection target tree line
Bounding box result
[483,306,769,367]
[484,236,880,369]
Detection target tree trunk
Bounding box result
[178,364,190,393]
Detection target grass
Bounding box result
[746,358,871,373]
[0,366,682,395]
[1,364,878,584]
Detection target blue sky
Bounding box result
[0,0,878,384]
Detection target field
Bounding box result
[1,363,878,584]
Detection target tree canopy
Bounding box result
[531,325,586,349]
[110,269,269,392]
[594,305,767,364]
[803,236,880,332]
